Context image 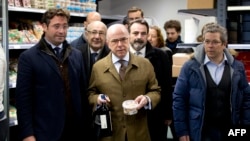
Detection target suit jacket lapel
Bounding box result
[38,41,62,77]
[105,53,121,82]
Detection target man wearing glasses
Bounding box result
[71,21,110,83]
[173,23,250,141]
[71,11,101,47]
[88,23,160,141]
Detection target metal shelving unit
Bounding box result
[178,0,227,27]
[178,9,216,16]
[177,0,250,50]
[2,0,10,140]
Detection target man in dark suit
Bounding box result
[15,8,92,141]
[88,23,160,141]
[70,21,109,141]
[71,21,110,80]
[71,21,110,82]
[128,19,172,141]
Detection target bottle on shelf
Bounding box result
[93,94,112,137]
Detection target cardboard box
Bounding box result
[173,53,191,66]
[172,65,182,77]
[187,0,214,9]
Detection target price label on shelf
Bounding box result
[13,45,21,49]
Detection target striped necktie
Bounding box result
[118,60,126,80]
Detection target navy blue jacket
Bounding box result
[15,38,91,140]
[173,44,250,141]
[70,37,110,83]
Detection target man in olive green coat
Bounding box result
[88,23,160,141]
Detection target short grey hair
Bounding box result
[202,23,228,43]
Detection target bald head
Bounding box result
[107,24,129,41]
[86,21,107,31]
[84,12,101,28]
[106,24,130,59]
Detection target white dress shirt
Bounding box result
[204,54,228,85]
[129,46,146,57]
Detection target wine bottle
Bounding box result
[94,94,112,137]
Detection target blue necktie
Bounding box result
[91,53,98,63]
[54,47,61,59]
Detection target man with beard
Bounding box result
[128,19,172,141]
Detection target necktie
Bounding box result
[91,53,98,63]
[135,51,141,56]
[54,47,61,59]
[118,60,126,80]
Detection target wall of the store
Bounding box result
[98,0,216,42]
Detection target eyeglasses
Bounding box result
[51,24,69,30]
[86,30,105,36]
[203,40,222,45]
[110,37,128,45]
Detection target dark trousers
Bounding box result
[149,122,168,141]
[201,126,228,141]
[0,118,8,141]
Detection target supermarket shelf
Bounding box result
[228,44,250,49]
[8,6,122,20]
[9,83,16,88]
[8,6,46,13]
[178,9,216,17]
[228,6,250,11]
[9,117,18,127]
[9,105,18,127]
[9,43,35,49]
[8,6,88,17]
[177,43,250,50]
[102,15,123,20]
[177,43,201,48]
